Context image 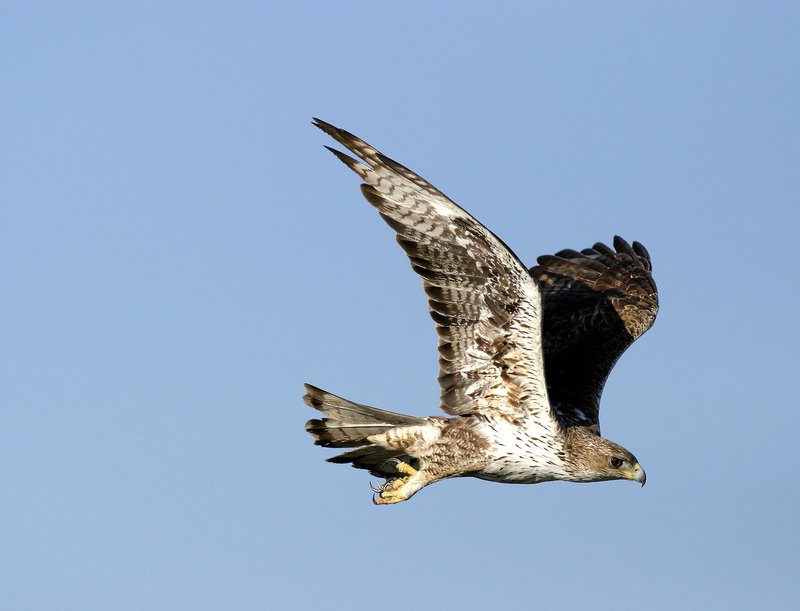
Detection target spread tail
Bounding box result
[303,383,423,478]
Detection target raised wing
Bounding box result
[530,237,658,430]
[314,119,553,424]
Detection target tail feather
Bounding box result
[303,383,423,477]
[327,445,409,474]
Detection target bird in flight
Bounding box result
[303,119,658,505]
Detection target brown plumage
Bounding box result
[531,238,658,432]
[304,384,424,479]
[303,119,658,504]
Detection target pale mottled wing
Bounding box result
[529,237,658,429]
[314,118,553,423]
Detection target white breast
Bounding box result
[473,416,569,484]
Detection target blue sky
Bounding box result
[2,2,799,609]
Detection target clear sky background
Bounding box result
[2,2,799,610]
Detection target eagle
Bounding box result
[303,119,658,504]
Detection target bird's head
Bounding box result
[566,429,646,486]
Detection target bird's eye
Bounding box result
[610,457,624,469]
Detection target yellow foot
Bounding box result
[371,462,422,505]
[395,461,418,477]
[373,487,407,505]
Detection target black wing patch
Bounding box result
[530,236,658,430]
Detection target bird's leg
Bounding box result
[372,461,423,505]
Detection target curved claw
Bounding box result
[369,464,423,505]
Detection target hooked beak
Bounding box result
[630,463,646,487]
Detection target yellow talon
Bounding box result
[384,479,404,492]
[373,493,403,505]
[371,462,422,505]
